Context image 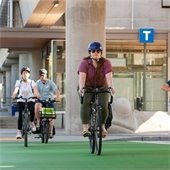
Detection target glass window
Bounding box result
[44,40,66,111]
[106,40,167,111]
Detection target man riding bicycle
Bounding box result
[77,41,115,138]
[34,68,60,138]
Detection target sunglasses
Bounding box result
[90,50,101,53]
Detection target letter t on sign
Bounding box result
[139,28,154,43]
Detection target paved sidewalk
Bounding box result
[0,128,170,144]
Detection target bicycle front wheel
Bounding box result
[95,107,102,155]
[41,120,49,144]
[22,110,30,147]
[89,113,95,154]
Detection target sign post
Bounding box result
[139,28,155,110]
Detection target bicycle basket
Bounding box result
[40,107,56,118]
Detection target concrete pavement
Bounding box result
[0,128,170,144]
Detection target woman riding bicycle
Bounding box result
[77,41,115,138]
[12,67,40,139]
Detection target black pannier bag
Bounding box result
[105,102,113,130]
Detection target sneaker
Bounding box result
[31,122,36,132]
[102,130,108,138]
[49,133,53,139]
[82,130,91,137]
[16,131,22,139]
[36,121,40,128]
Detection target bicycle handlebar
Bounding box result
[80,87,113,104]
[14,96,37,102]
[37,98,57,104]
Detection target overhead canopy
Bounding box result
[0,0,66,50]
[0,27,65,50]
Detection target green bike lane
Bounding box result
[0,129,170,170]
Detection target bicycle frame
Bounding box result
[90,90,102,155]
[82,87,113,155]
[15,96,36,147]
[38,99,56,143]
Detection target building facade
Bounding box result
[0,0,170,134]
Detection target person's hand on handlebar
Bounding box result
[108,87,115,96]
[11,95,16,100]
[53,95,61,102]
[53,98,61,102]
[78,88,85,96]
[35,94,40,99]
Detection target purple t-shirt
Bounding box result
[78,57,113,87]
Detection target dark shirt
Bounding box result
[78,57,113,87]
[167,80,170,87]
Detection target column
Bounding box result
[65,0,106,134]
[168,33,170,112]
[19,53,31,74]
[11,64,19,93]
[31,50,43,81]
[19,51,42,81]
[5,71,11,108]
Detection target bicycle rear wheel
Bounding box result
[41,120,49,144]
[22,110,29,147]
[94,108,102,155]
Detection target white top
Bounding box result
[15,79,36,102]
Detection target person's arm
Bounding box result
[161,82,170,92]
[54,88,61,102]
[50,80,61,102]
[31,80,40,98]
[11,86,19,99]
[105,72,115,95]
[33,85,40,98]
[78,72,86,94]
[11,80,20,99]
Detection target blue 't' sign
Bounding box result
[139,28,154,43]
